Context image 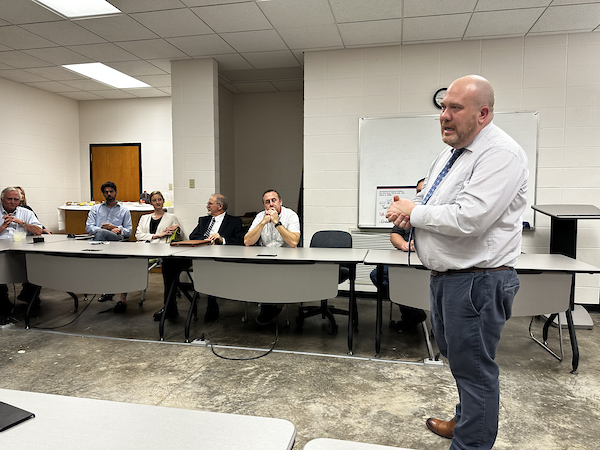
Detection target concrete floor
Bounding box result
[1,273,599,449]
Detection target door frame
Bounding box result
[90,143,142,201]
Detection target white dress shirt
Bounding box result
[410,122,528,272]
[249,206,300,248]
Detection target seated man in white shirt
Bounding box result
[244,189,301,324]
[0,187,43,317]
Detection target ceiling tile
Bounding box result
[91,89,137,99]
[220,66,303,82]
[404,0,477,17]
[107,60,168,76]
[167,35,235,57]
[475,0,551,11]
[109,0,187,14]
[0,69,49,83]
[212,53,254,71]
[21,21,106,46]
[242,50,300,69]
[271,79,304,91]
[117,39,189,59]
[182,0,244,6]
[257,0,335,28]
[24,47,93,65]
[233,81,279,93]
[191,3,271,33]
[220,30,287,53]
[466,9,546,38]
[403,14,471,42]
[26,66,88,81]
[67,43,140,63]
[23,80,79,93]
[60,78,115,90]
[59,91,104,100]
[531,4,600,33]
[278,25,343,50]
[329,0,402,22]
[131,8,213,37]
[339,19,403,47]
[145,59,173,73]
[0,0,61,24]
[0,25,58,49]
[77,15,158,42]
[0,50,54,69]
[551,0,600,5]
[136,74,171,87]
[122,87,170,97]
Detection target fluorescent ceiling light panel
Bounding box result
[33,0,121,19]
[63,63,150,89]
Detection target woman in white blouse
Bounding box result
[136,191,181,243]
[115,191,182,313]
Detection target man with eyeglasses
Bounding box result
[156,194,243,322]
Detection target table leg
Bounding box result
[185,292,199,343]
[375,264,383,358]
[67,292,79,312]
[24,285,42,329]
[347,264,356,355]
[567,273,579,374]
[159,280,178,341]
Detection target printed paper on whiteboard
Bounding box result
[375,186,413,228]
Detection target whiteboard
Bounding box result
[358,112,538,228]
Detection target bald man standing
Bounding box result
[387,75,528,450]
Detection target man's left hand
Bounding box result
[265,208,279,224]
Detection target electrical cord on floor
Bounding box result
[31,294,96,330]
[199,322,279,361]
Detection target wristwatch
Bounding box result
[274,221,283,228]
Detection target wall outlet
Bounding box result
[189,179,195,188]
[168,183,173,190]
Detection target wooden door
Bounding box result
[91,144,141,202]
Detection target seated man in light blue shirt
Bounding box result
[85,181,132,242]
[85,181,132,310]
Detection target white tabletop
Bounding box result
[0,388,296,450]
[304,438,413,450]
[532,204,600,219]
[178,245,368,264]
[8,239,186,258]
[364,250,600,274]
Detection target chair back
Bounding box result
[310,230,352,249]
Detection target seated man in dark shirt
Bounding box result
[155,194,243,322]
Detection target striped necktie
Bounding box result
[420,148,465,205]
[204,217,215,238]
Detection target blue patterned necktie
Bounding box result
[420,148,465,205]
[204,217,215,238]
[408,148,464,265]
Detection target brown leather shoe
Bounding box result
[426,417,456,439]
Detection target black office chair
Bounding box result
[296,230,356,332]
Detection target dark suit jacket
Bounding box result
[189,213,244,245]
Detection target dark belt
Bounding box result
[431,265,512,277]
